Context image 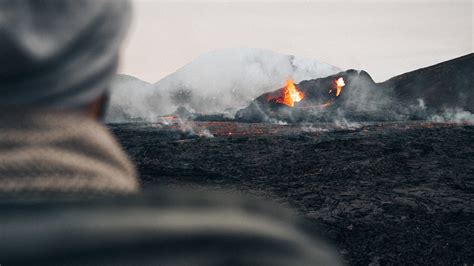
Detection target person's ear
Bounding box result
[85,93,109,120]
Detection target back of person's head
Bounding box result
[0,0,138,194]
[0,0,130,112]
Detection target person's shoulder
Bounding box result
[0,188,342,266]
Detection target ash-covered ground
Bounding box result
[110,121,474,265]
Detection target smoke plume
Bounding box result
[106,48,340,122]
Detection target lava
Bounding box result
[273,79,305,107]
[335,77,345,96]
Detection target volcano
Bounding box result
[108,53,474,265]
[236,54,474,123]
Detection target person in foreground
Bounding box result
[0,1,342,265]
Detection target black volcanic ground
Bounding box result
[109,54,474,265]
[110,122,474,265]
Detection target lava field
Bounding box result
[110,121,474,265]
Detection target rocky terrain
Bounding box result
[236,54,473,123]
[105,52,474,265]
[110,121,474,265]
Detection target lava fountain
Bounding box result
[273,79,305,107]
[335,77,345,97]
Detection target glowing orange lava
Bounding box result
[335,77,345,97]
[275,79,305,107]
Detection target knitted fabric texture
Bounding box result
[0,111,139,193]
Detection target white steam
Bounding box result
[106,48,341,122]
[430,108,474,124]
[156,48,341,115]
[105,75,157,122]
[417,98,426,110]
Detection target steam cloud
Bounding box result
[106,49,473,126]
[106,48,340,122]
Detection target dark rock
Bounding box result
[236,54,473,123]
[110,122,474,265]
[381,53,474,112]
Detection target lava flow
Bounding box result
[335,77,345,96]
[273,79,305,107]
[329,77,345,97]
[266,77,347,110]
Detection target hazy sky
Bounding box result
[120,0,473,83]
